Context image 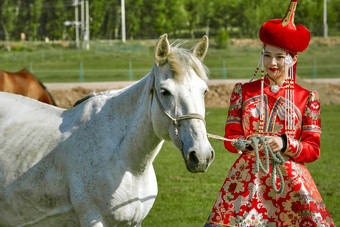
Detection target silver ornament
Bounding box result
[271,85,280,93]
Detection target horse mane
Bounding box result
[37,80,57,106]
[166,43,209,82]
[73,92,96,107]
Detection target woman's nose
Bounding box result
[270,57,278,65]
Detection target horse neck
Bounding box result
[107,67,163,174]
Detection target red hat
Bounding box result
[259,0,310,53]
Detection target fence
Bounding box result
[1,43,340,82]
[21,62,340,83]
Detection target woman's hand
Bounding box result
[265,136,284,152]
[247,135,284,153]
[241,135,284,155]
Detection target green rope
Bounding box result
[234,136,286,194]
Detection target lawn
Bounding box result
[143,105,340,226]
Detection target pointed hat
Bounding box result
[259,0,310,53]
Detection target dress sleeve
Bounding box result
[284,91,321,163]
[224,83,246,153]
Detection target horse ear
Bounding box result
[191,35,209,61]
[154,33,170,64]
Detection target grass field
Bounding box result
[0,38,340,83]
[143,105,340,226]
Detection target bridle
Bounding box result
[150,73,206,151]
[149,70,236,146]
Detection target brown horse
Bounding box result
[0,69,56,105]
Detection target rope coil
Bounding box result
[207,133,286,194]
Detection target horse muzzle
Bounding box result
[184,146,215,173]
[170,118,215,173]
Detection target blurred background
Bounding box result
[0,0,339,82]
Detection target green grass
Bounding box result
[307,105,340,222]
[143,105,340,226]
[0,39,339,83]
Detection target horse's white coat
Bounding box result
[0,34,214,227]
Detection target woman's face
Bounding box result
[263,45,297,84]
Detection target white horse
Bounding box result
[0,34,214,227]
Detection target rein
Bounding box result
[153,89,206,127]
[207,134,286,194]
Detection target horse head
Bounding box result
[151,34,214,173]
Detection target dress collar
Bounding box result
[265,75,290,88]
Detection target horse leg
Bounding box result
[78,209,105,227]
[72,198,105,227]
[135,222,142,227]
[70,178,105,227]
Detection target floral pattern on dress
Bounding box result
[303,91,321,133]
[205,81,334,227]
[227,83,243,125]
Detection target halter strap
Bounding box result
[151,70,206,127]
[150,72,206,151]
[153,89,206,126]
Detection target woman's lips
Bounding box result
[269,67,278,72]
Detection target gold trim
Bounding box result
[282,1,297,28]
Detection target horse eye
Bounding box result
[160,88,171,96]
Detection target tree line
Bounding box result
[0,0,339,42]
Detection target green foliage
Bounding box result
[142,106,340,226]
[214,27,229,49]
[126,0,143,39]
[0,0,339,41]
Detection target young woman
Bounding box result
[205,0,335,226]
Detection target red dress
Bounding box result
[205,77,335,227]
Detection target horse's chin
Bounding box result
[184,160,210,173]
[179,145,213,173]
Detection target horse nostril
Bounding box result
[206,150,214,165]
[188,151,199,166]
[210,150,215,162]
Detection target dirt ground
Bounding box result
[47,78,340,109]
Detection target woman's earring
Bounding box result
[285,55,293,66]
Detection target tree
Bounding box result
[0,0,16,40]
[90,0,108,39]
[164,0,187,38]
[0,0,339,41]
[183,0,200,38]
[29,0,43,40]
[125,0,143,39]
[327,0,340,36]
